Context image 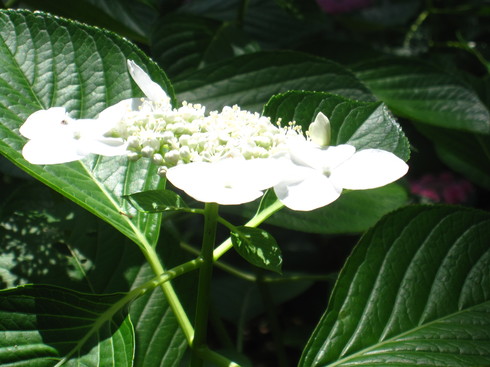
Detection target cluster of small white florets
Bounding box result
[109,99,302,176]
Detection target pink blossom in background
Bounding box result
[316,0,373,14]
[410,172,474,204]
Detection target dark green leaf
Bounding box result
[21,0,156,43]
[264,90,410,160]
[199,22,261,68]
[180,0,323,49]
[300,205,490,367]
[174,51,374,112]
[0,9,173,250]
[416,124,490,190]
[265,183,408,234]
[231,226,282,273]
[0,284,133,366]
[353,56,490,134]
[0,182,188,366]
[151,14,222,78]
[124,189,188,212]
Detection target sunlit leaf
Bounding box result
[300,205,490,367]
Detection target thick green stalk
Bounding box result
[191,202,220,367]
[143,245,195,344]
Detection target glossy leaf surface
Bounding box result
[300,205,490,367]
[0,9,172,250]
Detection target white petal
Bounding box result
[274,168,341,211]
[19,107,69,139]
[287,139,326,170]
[166,159,279,205]
[127,60,171,106]
[321,144,356,169]
[22,138,86,164]
[97,98,143,126]
[308,112,331,147]
[78,137,128,156]
[330,149,409,190]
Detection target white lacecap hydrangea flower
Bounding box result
[19,60,408,209]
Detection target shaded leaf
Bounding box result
[180,0,324,49]
[151,14,221,78]
[300,205,490,367]
[416,124,490,190]
[0,284,134,366]
[266,184,408,234]
[174,51,374,112]
[21,0,156,43]
[353,56,490,134]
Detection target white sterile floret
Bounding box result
[166,158,283,205]
[308,112,331,147]
[20,107,127,164]
[274,137,408,211]
[127,60,171,108]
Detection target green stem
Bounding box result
[191,203,220,367]
[143,245,195,344]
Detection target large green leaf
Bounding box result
[0,284,134,367]
[151,14,259,79]
[0,9,173,250]
[353,56,490,134]
[173,51,374,112]
[150,14,221,78]
[264,90,410,160]
[300,205,490,367]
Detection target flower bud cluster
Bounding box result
[109,100,302,175]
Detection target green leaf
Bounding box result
[151,14,222,78]
[124,189,188,212]
[416,124,490,190]
[300,205,490,367]
[231,226,282,273]
[0,284,134,366]
[174,51,374,112]
[0,9,173,251]
[151,15,259,78]
[353,56,490,134]
[21,0,156,43]
[180,0,323,49]
[0,182,188,366]
[266,183,408,234]
[264,90,410,160]
[199,22,261,68]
